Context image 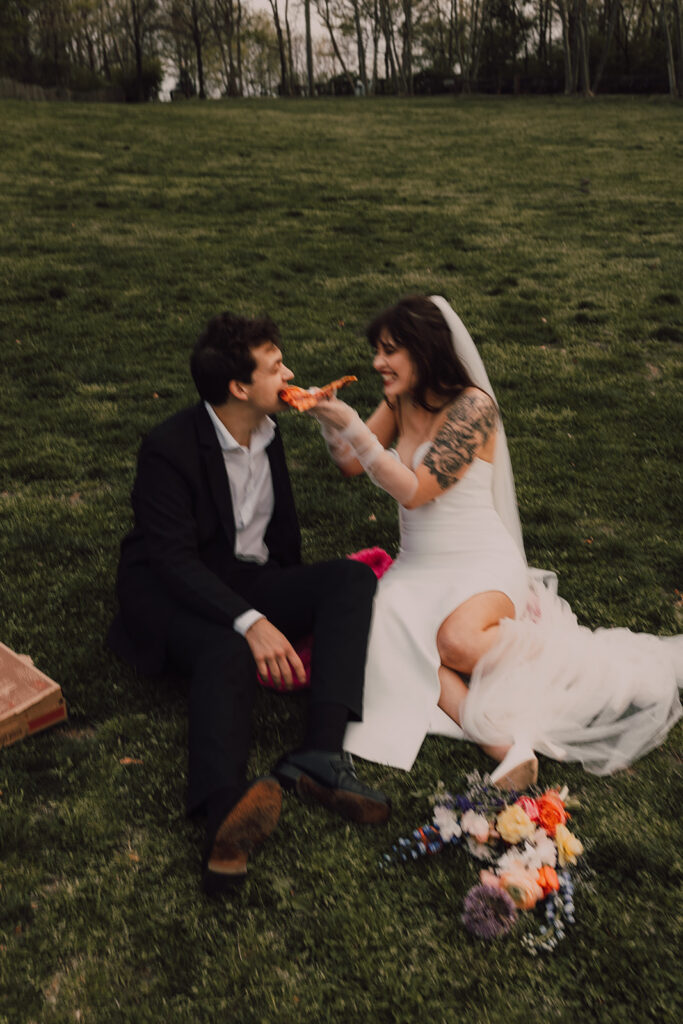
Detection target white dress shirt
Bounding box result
[204,402,275,635]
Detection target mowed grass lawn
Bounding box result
[0,95,681,1023]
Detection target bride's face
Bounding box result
[373,329,417,399]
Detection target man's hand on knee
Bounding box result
[245,618,306,690]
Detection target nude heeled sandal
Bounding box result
[490,743,538,792]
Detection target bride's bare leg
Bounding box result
[436,590,515,676]
[438,664,510,763]
[436,591,537,783]
[437,664,468,724]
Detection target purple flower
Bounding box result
[462,884,518,940]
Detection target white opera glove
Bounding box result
[339,409,418,506]
[318,419,357,470]
[306,391,358,470]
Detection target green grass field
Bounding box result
[0,95,681,1023]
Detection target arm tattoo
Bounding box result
[424,392,497,490]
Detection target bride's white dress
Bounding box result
[344,445,682,774]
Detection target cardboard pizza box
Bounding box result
[0,641,67,748]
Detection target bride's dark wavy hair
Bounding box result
[367,295,475,412]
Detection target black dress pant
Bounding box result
[164,559,376,814]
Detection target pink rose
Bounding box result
[479,869,502,890]
[515,796,540,823]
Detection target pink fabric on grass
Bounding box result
[257,547,393,690]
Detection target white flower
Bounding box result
[495,830,557,872]
[466,837,497,862]
[522,845,545,871]
[496,847,528,872]
[432,805,461,843]
[528,828,558,867]
[461,810,490,844]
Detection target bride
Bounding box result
[309,295,682,789]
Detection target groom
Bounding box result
[108,310,390,895]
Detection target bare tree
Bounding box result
[370,0,382,90]
[266,0,290,93]
[660,0,682,95]
[284,0,297,91]
[165,0,212,96]
[207,0,243,95]
[401,0,413,92]
[575,0,592,94]
[351,0,370,93]
[314,0,356,90]
[235,0,243,92]
[378,0,401,90]
[241,8,280,94]
[592,0,622,93]
[451,0,491,91]
[1,0,679,98]
[124,0,158,99]
[555,0,579,93]
[535,0,553,68]
[304,0,315,93]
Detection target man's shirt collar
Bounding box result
[204,401,275,454]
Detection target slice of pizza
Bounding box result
[278,375,357,411]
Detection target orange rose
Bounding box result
[537,790,568,836]
[537,865,560,895]
[499,867,544,910]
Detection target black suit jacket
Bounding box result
[108,402,301,674]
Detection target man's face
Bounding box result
[241,340,294,414]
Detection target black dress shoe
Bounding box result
[202,776,282,896]
[273,749,391,825]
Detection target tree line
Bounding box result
[1,1,681,100]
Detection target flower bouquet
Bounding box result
[381,772,584,954]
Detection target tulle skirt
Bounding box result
[461,580,683,775]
